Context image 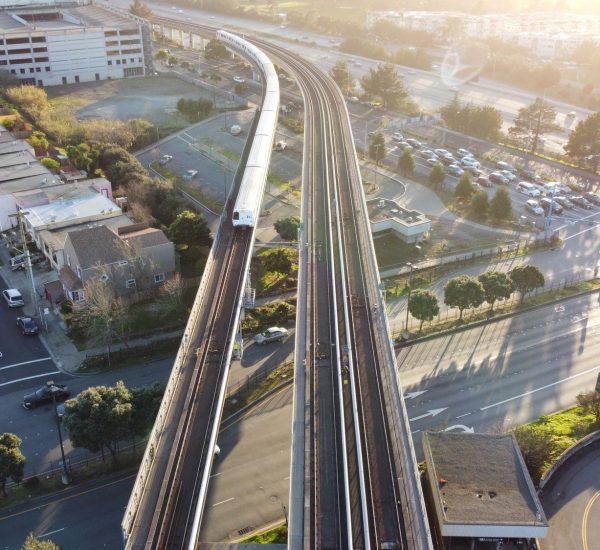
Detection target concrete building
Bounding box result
[367,197,430,244]
[0,1,152,86]
[422,432,548,549]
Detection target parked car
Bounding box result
[525,199,544,216]
[405,138,422,148]
[23,384,70,410]
[540,198,563,215]
[489,172,509,185]
[464,165,482,177]
[392,132,404,142]
[419,149,437,159]
[183,169,198,180]
[496,161,516,173]
[9,254,26,271]
[233,75,245,83]
[446,164,464,176]
[517,181,541,197]
[571,195,593,209]
[348,96,360,103]
[476,175,493,188]
[499,169,517,183]
[2,288,24,308]
[16,317,39,336]
[554,195,574,209]
[434,148,453,160]
[518,169,543,183]
[456,148,473,158]
[584,192,600,206]
[275,141,287,151]
[254,327,289,345]
[396,141,413,151]
[230,125,242,136]
[440,155,457,166]
[159,154,173,165]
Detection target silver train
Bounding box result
[217,30,280,228]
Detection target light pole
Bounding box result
[47,381,69,485]
[404,262,414,338]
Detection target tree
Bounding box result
[454,171,474,200]
[444,275,485,320]
[508,98,561,154]
[368,132,386,166]
[471,190,489,219]
[71,278,128,365]
[330,60,353,95]
[428,163,445,188]
[22,534,60,550]
[441,96,503,141]
[397,148,415,176]
[40,157,60,171]
[131,383,164,439]
[478,271,514,311]
[576,391,600,422]
[67,142,100,172]
[512,425,558,486]
[361,63,409,110]
[0,433,25,497]
[260,247,296,275]
[27,130,48,154]
[167,55,178,66]
[274,216,300,241]
[565,111,600,173]
[129,0,152,17]
[509,264,545,304]
[408,289,439,331]
[204,39,230,61]
[155,49,168,61]
[159,273,186,316]
[168,210,212,248]
[63,381,133,464]
[489,188,513,221]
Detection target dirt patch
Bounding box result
[47,75,212,127]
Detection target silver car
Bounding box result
[254,327,289,345]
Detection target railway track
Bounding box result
[123,15,432,549]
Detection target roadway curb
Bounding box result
[397,284,600,348]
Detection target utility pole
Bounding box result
[9,210,38,317]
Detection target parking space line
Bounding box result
[0,370,61,387]
[0,357,53,371]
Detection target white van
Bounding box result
[517,181,540,197]
[10,254,26,271]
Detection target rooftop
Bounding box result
[24,193,121,230]
[367,198,429,227]
[0,4,139,33]
[121,227,171,250]
[67,224,126,269]
[423,432,548,529]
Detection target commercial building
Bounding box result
[367,197,430,244]
[422,432,548,549]
[0,0,152,86]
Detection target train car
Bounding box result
[217,30,280,228]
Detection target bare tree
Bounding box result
[159,273,186,316]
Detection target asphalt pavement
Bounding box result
[539,441,600,550]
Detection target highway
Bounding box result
[399,291,600,451]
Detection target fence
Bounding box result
[391,271,593,338]
[5,437,148,494]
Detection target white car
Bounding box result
[525,199,544,216]
[348,96,360,103]
[446,164,464,177]
[2,288,24,308]
[275,141,287,151]
[392,132,404,142]
[457,148,473,158]
[159,154,173,165]
[254,327,289,345]
[499,169,517,182]
[460,156,480,168]
[183,169,198,180]
[233,75,245,84]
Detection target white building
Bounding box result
[0,1,151,86]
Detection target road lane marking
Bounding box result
[38,528,65,538]
[582,489,600,550]
[0,357,53,371]
[455,412,471,418]
[480,365,600,411]
[0,371,61,388]
[409,408,447,422]
[212,497,234,507]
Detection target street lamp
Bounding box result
[404,262,414,338]
[47,381,69,485]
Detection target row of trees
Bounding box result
[176,97,213,122]
[407,265,545,329]
[454,172,514,222]
[440,96,503,141]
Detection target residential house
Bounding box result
[59,224,175,304]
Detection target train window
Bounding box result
[233,212,239,220]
